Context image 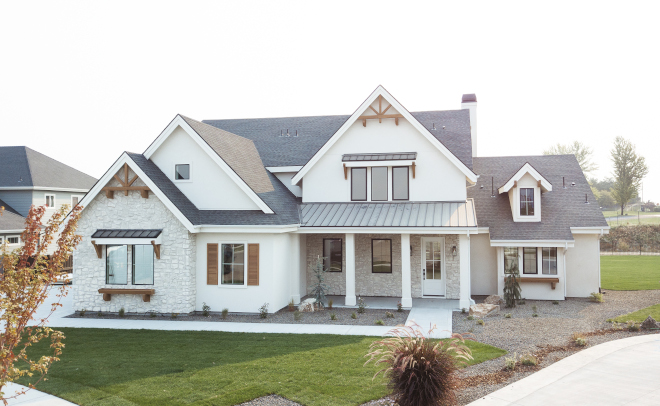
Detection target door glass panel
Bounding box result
[425,242,432,260]
[432,263,442,279]
[425,241,442,280]
[433,242,442,259]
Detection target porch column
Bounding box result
[345,233,356,306]
[459,234,472,310]
[401,233,413,308]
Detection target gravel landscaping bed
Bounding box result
[66,306,409,326]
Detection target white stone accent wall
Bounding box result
[410,234,460,299]
[73,168,196,314]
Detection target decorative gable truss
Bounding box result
[102,163,150,199]
[358,95,403,126]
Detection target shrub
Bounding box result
[520,353,538,366]
[293,310,302,321]
[627,321,640,332]
[202,302,211,317]
[170,313,178,319]
[118,308,125,318]
[504,353,517,371]
[365,323,472,406]
[467,315,474,320]
[532,305,537,313]
[518,299,526,305]
[505,313,512,318]
[288,299,295,312]
[351,312,357,319]
[590,292,604,303]
[572,333,587,346]
[357,297,367,314]
[386,311,395,319]
[79,309,87,317]
[397,301,403,312]
[259,303,269,319]
[552,301,559,305]
[149,312,156,318]
[532,313,538,317]
[221,308,229,319]
[328,299,333,309]
[308,257,330,308]
[375,319,384,326]
[97,312,102,317]
[330,313,337,321]
[461,308,466,314]
[503,263,522,308]
[476,319,484,326]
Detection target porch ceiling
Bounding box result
[300,200,477,228]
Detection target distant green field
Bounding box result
[602,210,640,217]
[611,304,660,324]
[601,256,660,290]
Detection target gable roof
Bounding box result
[0,146,97,189]
[498,162,553,194]
[203,109,473,170]
[0,198,26,232]
[469,155,608,241]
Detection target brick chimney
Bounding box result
[461,94,477,157]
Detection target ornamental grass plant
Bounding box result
[365,323,473,406]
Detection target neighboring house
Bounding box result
[71,86,608,314]
[0,146,97,252]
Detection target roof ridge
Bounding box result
[22,146,34,185]
[202,109,465,123]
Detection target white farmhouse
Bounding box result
[71,86,609,314]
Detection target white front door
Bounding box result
[422,237,445,296]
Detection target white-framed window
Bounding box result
[45,194,56,208]
[504,247,560,277]
[520,188,535,216]
[106,245,128,285]
[0,236,3,245]
[132,245,154,285]
[542,247,558,275]
[6,236,20,245]
[174,164,192,181]
[221,243,246,285]
[71,195,84,208]
[523,247,537,274]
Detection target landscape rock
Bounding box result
[298,298,316,313]
[483,295,505,306]
[469,303,500,317]
[640,316,659,330]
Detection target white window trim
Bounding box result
[510,247,560,277]
[6,235,20,245]
[71,195,84,208]
[510,186,542,222]
[0,236,3,244]
[45,194,56,209]
[541,247,559,276]
[173,163,193,183]
[218,241,248,289]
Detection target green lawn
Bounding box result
[611,304,660,324]
[601,256,660,290]
[17,328,505,406]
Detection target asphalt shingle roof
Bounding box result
[0,198,26,231]
[203,110,473,169]
[0,146,97,189]
[127,153,300,226]
[468,155,608,241]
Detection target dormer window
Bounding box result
[175,164,191,181]
[520,188,535,216]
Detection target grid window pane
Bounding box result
[72,196,79,206]
[371,167,388,201]
[175,164,190,180]
[106,245,127,284]
[351,168,367,201]
[372,239,392,273]
[7,237,19,244]
[520,188,535,216]
[221,243,245,285]
[542,247,558,275]
[523,247,537,274]
[504,247,518,272]
[392,167,409,200]
[425,241,442,280]
[323,239,342,272]
[132,245,154,285]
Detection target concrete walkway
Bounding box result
[3,382,75,405]
[468,334,660,406]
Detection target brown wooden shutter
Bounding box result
[247,243,259,286]
[207,243,218,285]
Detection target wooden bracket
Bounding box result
[151,240,161,259]
[91,240,102,259]
[412,162,416,179]
[358,95,403,126]
[102,163,150,199]
[513,180,518,188]
[343,163,348,180]
[105,190,114,199]
[537,180,542,188]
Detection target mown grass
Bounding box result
[601,256,660,290]
[17,328,505,406]
[610,304,660,324]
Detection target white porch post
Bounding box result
[459,234,472,310]
[401,233,413,308]
[345,233,356,306]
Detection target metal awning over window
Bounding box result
[342,152,417,162]
[91,229,163,245]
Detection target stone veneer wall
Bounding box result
[410,234,460,299]
[305,234,346,295]
[73,168,196,314]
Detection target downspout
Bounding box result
[563,242,568,299]
[467,230,475,305]
[599,229,604,293]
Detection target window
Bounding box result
[392,167,409,200]
[504,247,518,272]
[6,236,19,245]
[221,243,245,285]
[523,247,537,274]
[132,245,154,284]
[351,167,367,201]
[520,188,534,216]
[175,164,190,180]
[323,239,342,272]
[0,237,3,244]
[45,194,56,208]
[372,239,392,273]
[371,167,388,201]
[106,245,128,284]
[542,247,558,275]
[71,195,83,207]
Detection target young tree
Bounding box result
[0,204,82,404]
[610,137,649,215]
[544,141,598,174]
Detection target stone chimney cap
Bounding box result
[462,94,477,103]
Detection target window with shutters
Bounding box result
[208,242,259,287]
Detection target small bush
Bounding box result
[503,263,522,308]
[171,313,178,319]
[396,301,403,312]
[293,310,302,321]
[221,308,229,319]
[461,308,467,314]
[375,319,384,326]
[385,311,395,318]
[351,312,357,319]
[149,312,156,318]
[476,319,484,326]
[467,315,474,320]
[259,303,269,319]
[118,308,125,318]
[532,305,538,313]
[505,313,512,318]
[520,353,538,366]
[328,299,333,309]
[79,309,87,317]
[504,353,517,371]
[288,299,295,312]
[552,300,559,305]
[518,299,526,305]
[589,292,604,303]
[330,313,337,320]
[532,313,539,317]
[572,333,587,346]
[202,302,211,317]
[365,323,472,406]
[357,297,367,314]
[627,321,640,332]
[97,312,102,317]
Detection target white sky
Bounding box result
[1,1,658,202]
